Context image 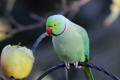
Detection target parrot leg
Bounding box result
[65,62,70,69]
[65,68,69,80]
[74,61,81,68]
[65,62,70,80]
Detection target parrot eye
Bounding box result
[53,24,57,27]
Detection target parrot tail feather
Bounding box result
[82,67,94,80]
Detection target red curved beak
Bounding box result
[46,27,52,36]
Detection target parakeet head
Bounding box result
[46,15,67,36]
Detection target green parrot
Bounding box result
[46,15,94,80]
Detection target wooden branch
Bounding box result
[0,0,91,39]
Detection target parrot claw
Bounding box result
[74,61,81,68]
[65,62,70,69]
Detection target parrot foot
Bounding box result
[65,62,70,69]
[74,61,81,68]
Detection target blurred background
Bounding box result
[0,0,120,80]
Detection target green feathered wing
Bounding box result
[52,20,94,80]
[75,24,94,80]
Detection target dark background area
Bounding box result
[0,0,120,80]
